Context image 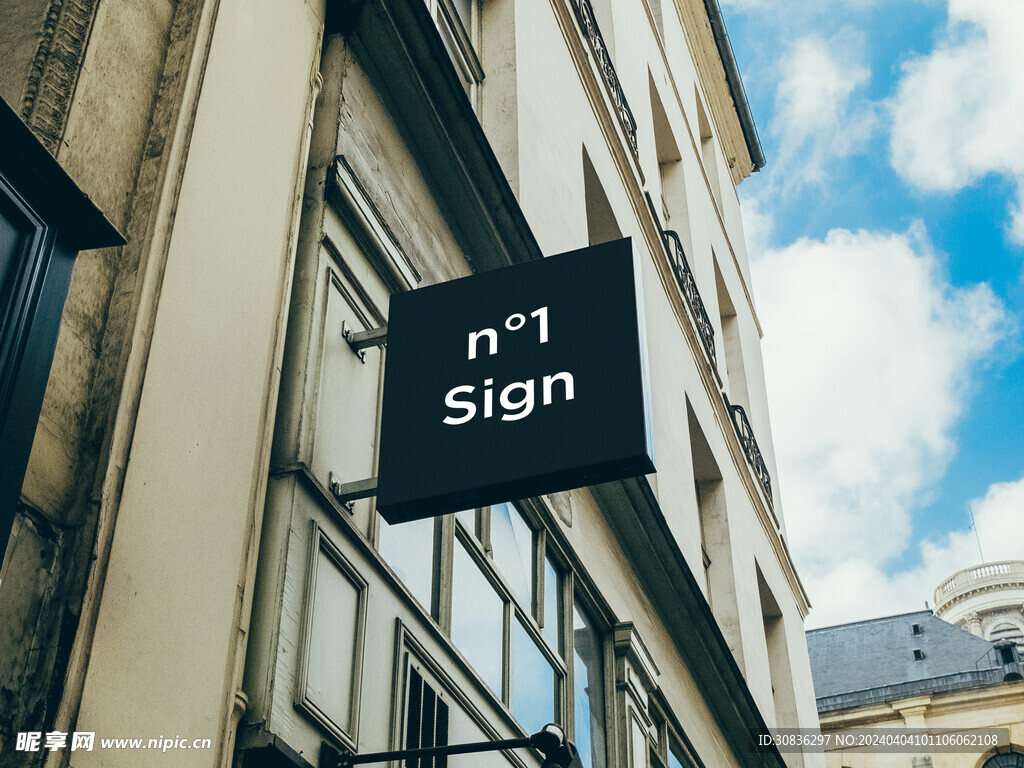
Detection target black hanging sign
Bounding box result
[376,237,655,523]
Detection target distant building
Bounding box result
[807,611,1024,768]
[935,561,1024,650]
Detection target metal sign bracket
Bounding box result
[328,472,378,512]
[343,322,388,362]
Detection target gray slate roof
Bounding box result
[806,610,1014,712]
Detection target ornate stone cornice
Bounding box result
[21,0,101,154]
[936,580,1024,613]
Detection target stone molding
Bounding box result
[22,0,101,154]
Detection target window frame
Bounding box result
[450,503,568,726]
[369,496,619,755]
[423,0,485,106]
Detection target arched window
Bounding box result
[982,750,1024,768]
[988,622,1024,646]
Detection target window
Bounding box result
[758,566,797,727]
[714,258,748,408]
[406,667,449,768]
[989,622,1024,646]
[573,600,606,768]
[982,750,1024,767]
[583,147,623,247]
[378,501,568,736]
[911,623,922,635]
[695,89,721,209]
[913,649,925,661]
[686,400,742,665]
[451,537,506,694]
[648,698,698,768]
[450,504,564,734]
[649,73,690,255]
[423,0,483,102]
[378,516,436,610]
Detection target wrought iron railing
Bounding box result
[570,0,639,160]
[725,397,773,509]
[661,230,716,369]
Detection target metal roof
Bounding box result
[806,611,1015,712]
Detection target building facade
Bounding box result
[807,611,1024,768]
[934,562,1024,650]
[0,1,823,767]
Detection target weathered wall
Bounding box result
[0,0,177,757]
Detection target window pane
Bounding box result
[378,515,433,609]
[668,743,690,768]
[457,508,476,536]
[490,502,533,605]
[513,618,556,734]
[451,0,472,32]
[543,556,561,650]
[573,602,606,768]
[451,540,504,695]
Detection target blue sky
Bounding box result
[719,0,1024,626]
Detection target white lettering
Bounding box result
[500,380,535,421]
[542,371,574,403]
[530,306,549,343]
[443,385,477,425]
[468,328,498,360]
[483,378,494,418]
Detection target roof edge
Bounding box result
[701,0,765,172]
[807,610,934,634]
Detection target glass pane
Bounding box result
[451,540,505,695]
[490,502,533,606]
[457,508,477,536]
[451,0,473,33]
[573,602,606,768]
[513,618,556,734]
[543,557,561,650]
[668,743,690,768]
[378,515,434,610]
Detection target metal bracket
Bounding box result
[327,472,378,513]
[343,321,387,362]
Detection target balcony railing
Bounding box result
[570,0,639,161]
[662,230,716,369]
[936,561,1024,603]
[725,397,773,510]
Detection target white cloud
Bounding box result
[739,193,775,260]
[890,0,1024,242]
[803,473,1024,628]
[770,35,876,188]
[751,224,1008,627]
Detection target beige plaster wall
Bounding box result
[71,0,323,764]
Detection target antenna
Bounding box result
[968,503,985,563]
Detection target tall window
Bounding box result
[377,502,569,737]
[451,503,564,734]
[378,516,436,610]
[714,258,748,408]
[573,600,606,768]
[583,148,623,247]
[650,699,699,768]
[758,565,797,729]
[423,0,483,102]
[695,89,721,209]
